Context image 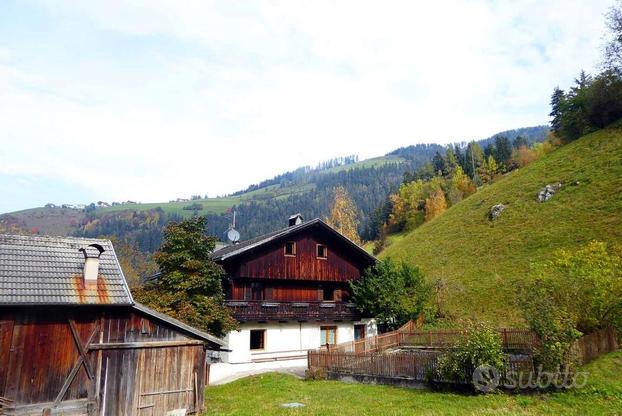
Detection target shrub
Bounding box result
[436,321,506,386]
[518,241,622,371]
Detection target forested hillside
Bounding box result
[380,122,622,326]
[0,127,547,255]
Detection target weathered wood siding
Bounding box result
[223,230,365,283]
[229,280,351,302]
[0,307,208,416]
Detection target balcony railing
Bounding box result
[225,300,362,322]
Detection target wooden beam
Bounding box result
[90,340,204,350]
[53,356,84,406]
[68,319,94,379]
[54,320,100,408]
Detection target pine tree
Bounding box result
[326,186,362,245]
[513,135,529,149]
[549,87,566,135]
[445,147,459,176]
[494,136,512,167]
[432,151,447,176]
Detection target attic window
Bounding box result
[316,244,327,259]
[285,241,296,256]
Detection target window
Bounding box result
[251,282,264,300]
[322,286,335,301]
[354,324,366,341]
[250,329,265,350]
[285,241,296,256]
[316,244,327,259]
[320,326,337,345]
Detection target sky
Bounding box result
[0,0,613,213]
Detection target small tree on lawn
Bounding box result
[132,216,236,337]
[350,259,432,330]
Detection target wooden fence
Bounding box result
[310,327,619,386]
[573,326,619,365]
[308,349,534,384]
[321,327,539,354]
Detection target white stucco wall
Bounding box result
[210,319,377,384]
[221,319,377,364]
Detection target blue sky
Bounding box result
[0,0,613,213]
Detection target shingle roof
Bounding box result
[0,234,133,306]
[210,218,376,264]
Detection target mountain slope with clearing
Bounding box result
[380,123,622,326]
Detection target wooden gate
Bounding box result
[97,343,204,416]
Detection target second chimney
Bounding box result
[288,213,304,226]
[79,244,105,286]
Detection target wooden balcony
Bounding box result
[225,300,362,322]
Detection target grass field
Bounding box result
[323,155,405,174]
[204,351,622,415]
[379,123,622,326]
[94,154,402,217]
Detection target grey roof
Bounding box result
[0,234,133,306]
[211,218,376,264]
[132,302,226,348]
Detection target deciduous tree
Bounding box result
[132,216,236,336]
[326,186,361,245]
[350,259,432,329]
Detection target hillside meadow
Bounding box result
[380,123,622,326]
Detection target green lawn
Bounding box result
[205,351,622,415]
[380,123,622,326]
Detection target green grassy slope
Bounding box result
[205,351,622,415]
[380,124,622,326]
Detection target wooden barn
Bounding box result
[0,234,225,416]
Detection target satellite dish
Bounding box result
[227,228,240,243]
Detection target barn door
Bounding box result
[51,319,99,409]
[135,347,198,416]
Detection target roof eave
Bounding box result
[131,302,226,348]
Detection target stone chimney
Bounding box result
[288,213,304,227]
[79,244,105,286]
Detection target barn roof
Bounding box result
[132,302,226,347]
[0,234,133,306]
[211,218,376,265]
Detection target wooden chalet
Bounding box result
[210,215,377,367]
[0,234,225,416]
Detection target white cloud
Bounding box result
[0,0,613,211]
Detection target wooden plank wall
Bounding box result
[0,308,208,416]
[226,230,364,282]
[0,310,97,408]
[230,280,351,302]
